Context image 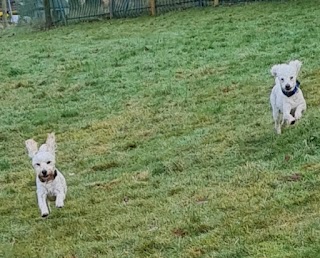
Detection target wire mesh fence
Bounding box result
[156,0,211,14]
[12,0,275,26]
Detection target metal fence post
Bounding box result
[7,0,12,19]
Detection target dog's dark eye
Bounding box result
[290,76,293,80]
[280,78,284,82]
[47,161,51,164]
[35,163,40,166]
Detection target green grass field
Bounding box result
[1,1,320,257]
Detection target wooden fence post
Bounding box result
[109,0,113,19]
[213,0,219,6]
[150,0,156,16]
[1,0,8,28]
[43,0,53,28]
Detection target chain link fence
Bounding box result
[13,0,274,26]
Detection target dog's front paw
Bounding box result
[286,117,295,125]
[41,212,49,218]
[295,113,302,120]
[56,202,64,208]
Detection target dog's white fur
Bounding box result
[270,60,306,134]
[25,133,67,217]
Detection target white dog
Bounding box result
[270,60,306,134]
[25,133,67,217]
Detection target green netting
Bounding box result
[67,0,106,21]
[16,0,277,25]
[17,0,45,22]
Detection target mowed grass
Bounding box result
[1,1,320,257]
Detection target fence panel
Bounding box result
[113,0,149,17]
[15,0,277,26]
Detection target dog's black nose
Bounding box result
[42,170,47,176]
[285,84,291,90]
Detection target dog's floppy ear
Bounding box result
[289,60,302,76]
[45,132,56,155]
[25,139,38,159]
[271,64,280,77]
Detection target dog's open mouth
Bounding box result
[38,170,57,182]
[39,174,54,182]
